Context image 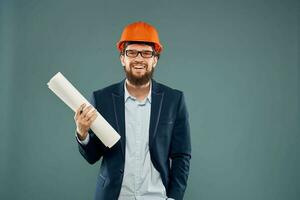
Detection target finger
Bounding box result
[79,103,86,114]
[87,113,97,126]
[88,113,98,124]
[85,109,96,120]
[82,110,96,124]
[82,105,93,117]
[76,103,86,118]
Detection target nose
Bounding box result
[134,52,144,60]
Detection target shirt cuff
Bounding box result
[76,131,90,145]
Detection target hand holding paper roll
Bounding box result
[74,103,97,141]
[47,72,120,148]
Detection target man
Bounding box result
[74,21,191,200]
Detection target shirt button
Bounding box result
[119,169,124,174]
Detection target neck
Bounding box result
[126,79,151,101]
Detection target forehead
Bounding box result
[125,44,153,51]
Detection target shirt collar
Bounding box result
[124,79,152,103]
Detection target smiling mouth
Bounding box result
[133,67,145,69]
[132,65,146,70]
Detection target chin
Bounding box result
[133,72,145,77]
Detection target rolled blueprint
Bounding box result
[47,72,120,148]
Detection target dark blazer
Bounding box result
[77,79,191,200]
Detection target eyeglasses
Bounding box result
[125,50,155,58]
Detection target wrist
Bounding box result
[76,129,88,141]
[77,133,87,141]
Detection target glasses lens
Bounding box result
[126,50,138,57]
[141,51,153,58]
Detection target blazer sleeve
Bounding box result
[167,92,192,200]
[77,92,108,164]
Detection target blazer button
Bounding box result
[120,169,124,174]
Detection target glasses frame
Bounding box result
[125,49,155,58]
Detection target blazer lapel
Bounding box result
[112,80,126,161]
[111,79,164,159]
[149,80,164,148]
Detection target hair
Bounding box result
[120,41,160,59]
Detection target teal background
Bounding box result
[0,0,299,199]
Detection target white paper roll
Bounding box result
[47,72,120,148]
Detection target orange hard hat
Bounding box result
[116,21,163,53]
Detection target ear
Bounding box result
[120,54,125,66]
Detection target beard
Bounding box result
[124,61,154,86]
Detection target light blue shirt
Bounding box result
[118,81,168,200]
[77,80,174,200]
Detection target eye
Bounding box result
[126,50,138,57]
[142,51,153,56]
[141,51,154,58]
